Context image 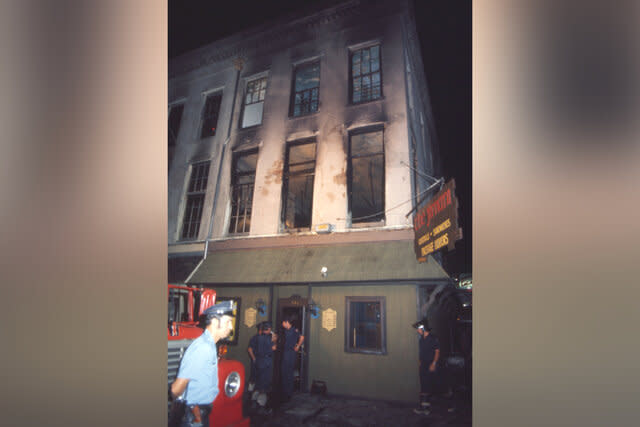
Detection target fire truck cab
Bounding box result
[168,285,249,427]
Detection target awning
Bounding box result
[188,240,449,284]
[168,255,203,284]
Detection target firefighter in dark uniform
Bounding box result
[254,321,276,408]
[280,315,304,402]
[413,318,440,415]
[170,301,236,427]
[247,322,263,393]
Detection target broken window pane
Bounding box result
[200,93,222,138]
[168,104,184,147]
[181,161,211,240]
[349,130,384,223]
[229,150,257,234]
[282,141,316,229]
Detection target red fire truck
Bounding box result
[168,284,249,427]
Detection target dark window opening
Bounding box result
[200,93,222,138]
[229,150,258,234]
[345,296,386,354]
[169,104,184,147]
[350,45,382,104]
[282,140,316,230]
[241,77,267,128]
[181,161,210,240]
[291,62,320,117]
[348,129,385,223]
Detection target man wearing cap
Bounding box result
[247,322,263,394]
[413,318,440,415]
[254,322,276,404]
[170,301,235,427]
[280,314,304,402]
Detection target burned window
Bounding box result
[345,296,386,355]
[241,76,267,128]
[229,150,258,234]
[350,45,382,103]
[181,161,211,240]
[200,92,222,138]
[282,140,316,230]
[348,129,385,224]
[291,62,320,117]
[169,104,184,147]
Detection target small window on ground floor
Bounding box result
[345,296,386,355]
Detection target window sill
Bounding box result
[348,96,385,107]
[288,110,319,120]
[345,348,387,356]
[350,219,385,229]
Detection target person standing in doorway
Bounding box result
[170,301,236,427]
[247,322,263,396]
[412,318,440,415]
[280,315,304,402]
[254,321,277,410]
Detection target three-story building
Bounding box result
[168,0,451,402]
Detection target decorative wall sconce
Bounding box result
[255,299,267,316]
[308,299,320,319]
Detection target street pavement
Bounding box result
[248,389,471,427]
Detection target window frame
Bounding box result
[344,296,387,355]
[347,126,386,226]
[180,161,211,241]
[281,138,317,231]
[289,60,321,118]
[199,91,223,139]
[228,149,258,235]
[240,74,268,129]
[349,43,383,105]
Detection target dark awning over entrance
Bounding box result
[168,255,202,284]
[188,240,449,284]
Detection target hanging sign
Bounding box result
[244,307,257,328]
[413,179,463,262]
[322,308,337,331]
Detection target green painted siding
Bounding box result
[307,285,420,402]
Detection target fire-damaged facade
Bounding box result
[168,0,459,403]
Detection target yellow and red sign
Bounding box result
[413,179,463,262]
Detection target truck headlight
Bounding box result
[224,371,241,397]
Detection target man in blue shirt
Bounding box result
[170,301,236,427]
[280,315,304,402]
[413,318,440,415]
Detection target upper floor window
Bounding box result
[200,92,222,138]
[290,62,320,117]
[241,76,267,128]
[348,128,385,224]
[229,150,258,234]
[350,45,382,103]
[282,140,316,230]
[168,103,184,147]
[181,161,211,240]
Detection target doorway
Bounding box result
[275,296,309,398]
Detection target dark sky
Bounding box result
[169,0,471,276]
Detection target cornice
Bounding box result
[169,0,386,79]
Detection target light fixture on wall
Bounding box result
[320,266,328,278]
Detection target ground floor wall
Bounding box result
[212,283,424,403]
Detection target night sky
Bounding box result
[169,0,471,276]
